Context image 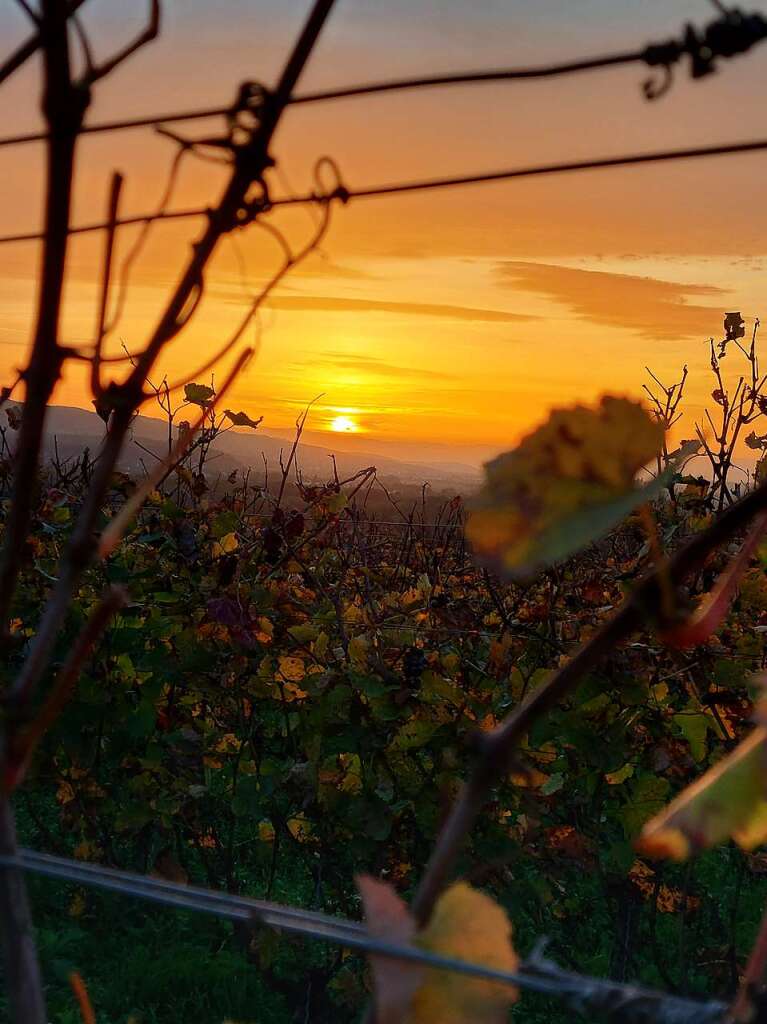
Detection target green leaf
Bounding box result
[184,382,214,406]
[125,701,157,739]
[638,727,767,860]
[619,776,671,837]
[540,772,564,795]
[390,716,439,751]
[673,710,709,762]
[288,623,320,644]
[231,777,261,818]
[224,409,263,429]
[605,763,634,786]
[212,510,238,538]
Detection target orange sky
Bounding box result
[0,1,765,465]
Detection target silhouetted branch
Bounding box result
[80,0,160,84]
[90,172,123,398]
[101,146,186,346]
[0,0,89,631]
[0,0,87,88]
[160,190,336,390]
[13,1,40,27]
[732,902,767,1021]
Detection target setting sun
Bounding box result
[329,415,359,433]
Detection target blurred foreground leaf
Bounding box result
[466,396,666,578]
[358,877,518,1024]
[637,726,767,860]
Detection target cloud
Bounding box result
[497,261,728,340]
[291,259,372,280]
[294,352,457,381]
[265,295,537,323]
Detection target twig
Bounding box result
[97,348,252,559]
[80,0,160,84]
[91,172,123,398]
[0,0,87,87]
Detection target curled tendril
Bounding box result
[642,64,673,100]
[313,156,349,204]
[229,81,268,124]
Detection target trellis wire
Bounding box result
[0,848,730,1018]
[2,134,767,246]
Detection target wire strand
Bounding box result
[0,849,555,995]
[2,134,766,246]
[0,49,646,152]
[2,847,726,1013]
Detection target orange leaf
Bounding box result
[358,875,422,1024]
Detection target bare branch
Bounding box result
[91,172,123,398]
[81,0,160,84]
[13,0,40,26]
[0,0,87,87]
[3,0,339,789]
[732,901,767,1021]
[0,0,89,633]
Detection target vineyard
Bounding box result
[1,349,766,1021]
[5,2,767,1022]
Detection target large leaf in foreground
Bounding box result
[357,879,518,1024]
[466,396,665,578]
[358,875,421,1024]
[637,727,767,860]
[412,882,519,1024]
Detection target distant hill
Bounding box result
[36,406,481,491]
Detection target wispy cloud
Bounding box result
[497,261,727,340]
[264,295,538,323]
[290,259,372,280]
[292,352,457,381]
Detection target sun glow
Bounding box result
[329,415,359,433]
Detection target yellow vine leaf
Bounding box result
[277,655,305,683]
[211,532,238,558]
[358,878,518,1024]
[637,727,767,861]
[411,882,519,1024]
[466,396,665,577]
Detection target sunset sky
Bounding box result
[0,0,765,466]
